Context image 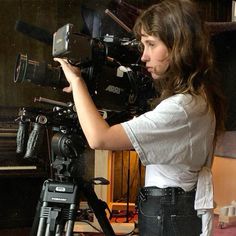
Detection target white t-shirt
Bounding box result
[121,93,215,191]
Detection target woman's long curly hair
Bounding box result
[133,0,225,140]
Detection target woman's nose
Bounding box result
[141,50,149,62]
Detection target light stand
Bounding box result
[126,151,131,223]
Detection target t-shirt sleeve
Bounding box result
[121,98,191,166]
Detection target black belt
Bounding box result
[139,186,195,201]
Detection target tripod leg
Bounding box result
[65,203,76,236]
[30,181,47,236]
[36,202,49,236]
[44,221,65,236]
[44,222,51,236]
[55,223,66,236]
[30,201,44,236]
[82,183,116,236]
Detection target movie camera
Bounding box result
[14,23,155,117]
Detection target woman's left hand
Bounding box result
[54,57,82,93]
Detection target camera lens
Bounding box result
[14,53,69,89]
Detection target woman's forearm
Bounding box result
[71,78,110,149]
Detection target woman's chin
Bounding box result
[151,73,160,80]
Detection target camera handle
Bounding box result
[16,120,29,154]
[24,121,45,160]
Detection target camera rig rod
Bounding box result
[104,9,132,33]
[34,97,70,108]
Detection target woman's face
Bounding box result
[140,28,169,80]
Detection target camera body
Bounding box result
[52,23,155,115]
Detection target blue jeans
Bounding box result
[138,187,202,236]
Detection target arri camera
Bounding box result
[14,23,155,119]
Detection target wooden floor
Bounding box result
[1,215,236,236]
[0,228,30,236]
[0,228,105,236]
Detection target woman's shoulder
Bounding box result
[162,93,206,107]
[158,93,208,115]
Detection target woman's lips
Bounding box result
[147,67,153,73]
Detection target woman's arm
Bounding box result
[54,58,133,151]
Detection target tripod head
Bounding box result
[51,126,87,181]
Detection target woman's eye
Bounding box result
[148,42,155,47]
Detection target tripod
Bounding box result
[29,129,116,236]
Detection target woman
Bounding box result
[54,0,225,235]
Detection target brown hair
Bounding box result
[133,0,225,139]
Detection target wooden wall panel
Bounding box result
[197,0,232,22]
[212,156,236,209]
[112,151,145,203]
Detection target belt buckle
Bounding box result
[139,189,147,201]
